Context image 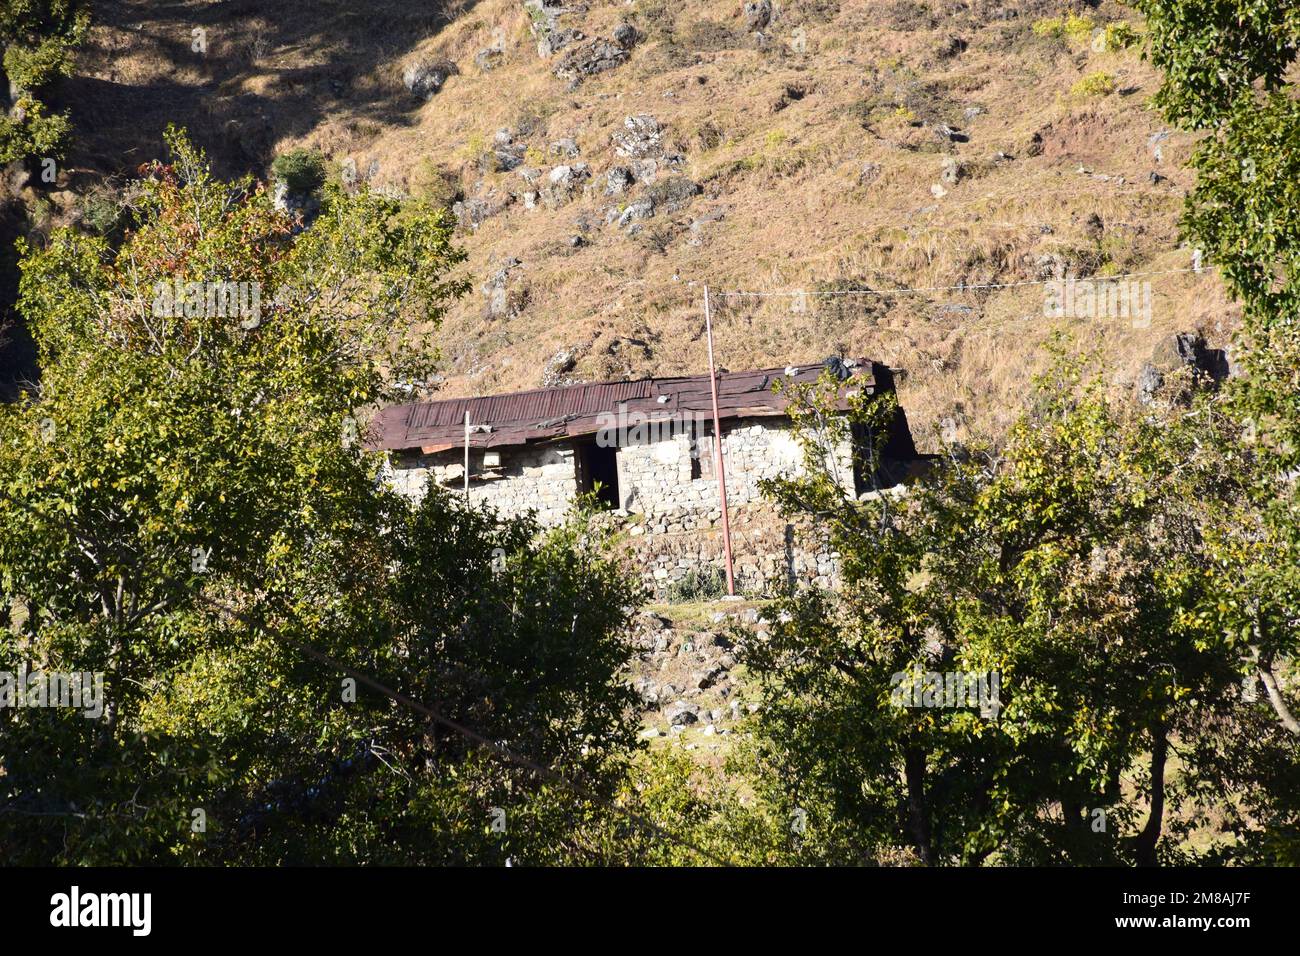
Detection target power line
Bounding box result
[203,597,733,867]
[711,266,1201,299]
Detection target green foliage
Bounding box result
[270,147,328,195]
[665,566,726,603]
[1070,71,1116,98]
[0,129,660,864]
[1135,1,1300,861]
[748,358,1295,864]
[1032,13,1096,44]
[0,0,87,162]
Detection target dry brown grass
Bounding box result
[64,0,1238,449]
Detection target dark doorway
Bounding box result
[576,441,620,510]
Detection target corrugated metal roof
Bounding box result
[371,358,880,453]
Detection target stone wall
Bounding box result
[390,442,579,525]
[389,414,856,529]
[598,502,843,599]
[616,416,854,516]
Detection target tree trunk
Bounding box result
[904,745,936,865]
[1133,721,1167,867]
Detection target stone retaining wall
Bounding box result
[597,502,842,599]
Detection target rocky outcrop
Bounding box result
[555,37,630,82]
[627,606,768,738]
[743,0,773,31]
[612,115,666,159]
[402,58,458,100]
[523,0,590,57]
[540,163,591,208]
[1136,331,1231,405]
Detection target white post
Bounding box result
[464,410,471,500]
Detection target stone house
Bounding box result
[371,358,919,528]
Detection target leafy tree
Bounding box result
[0,0,87,164]
[747,362,1286,865]
[1136,0,1300,861]
[1136,0,1300,736]
[270,147,328,196]
[0,129,649,864]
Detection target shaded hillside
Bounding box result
[53,0,1238,446]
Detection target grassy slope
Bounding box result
[63,0,1238,448]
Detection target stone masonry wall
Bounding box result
[597,501,843,599]
[616,416,855,517]
[389,415,856,529]
[390,442,579,525]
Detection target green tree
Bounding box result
[0,129,648,864]
[1136,0,1300,861]
[748,362,1280,865]
[0,0,87,164]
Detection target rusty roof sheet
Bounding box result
[371,359,879,453]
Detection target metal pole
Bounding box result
[464,410,471,500]
[704,285,736,597]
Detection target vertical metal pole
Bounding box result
[464,410,471,500]
[704,285,736,597]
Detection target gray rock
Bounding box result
[617,198,654,228]
[613,23,640,48]
[940,156,965,185]
[541,345,583,387]
[539,27,585,57]
[524,0,589,56]
[744,0,772,30]
[272,181,320,229]
[1136,332,1230,404]
[613,115,664,159]
[403,58,458,100]
[541,163,591,208]
[666,701,699,726]
[695,666,726,691]
[483,144,526,173]
[453,197,495,230]
[555,38,629,80]
[605,166,634,195]
[550,137,580,158]
[646,176,701,213]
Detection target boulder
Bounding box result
[402,58,458,100]
[646,176,701,213]
[555,38,629,81]
[612,115,665,159]
[617,198,655,229]
[744,0,773,31]
[540,163,591,208]
[666,700,699,726]
[605,166,634,195]
[1136,331,1230,405]
[613,23,640,48]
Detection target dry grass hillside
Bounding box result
[61,0,1239,447]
